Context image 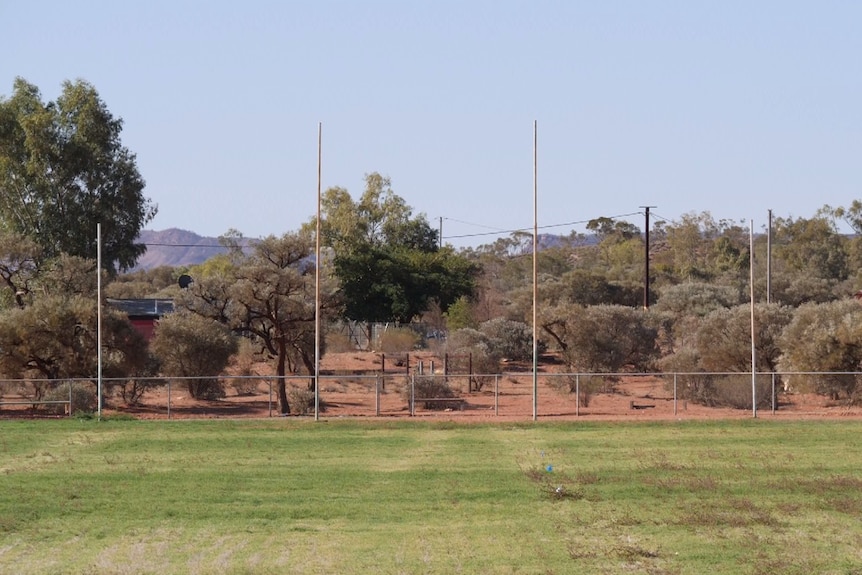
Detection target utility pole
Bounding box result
[766,209,772,304]
[640,206,656,310]
[439,216,443,249]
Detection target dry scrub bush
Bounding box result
[669,374,774,409]
[228,339,263,396]
[377,327,421,353]
[547,374,613,407]
[325,331,356,353]
[41,382,97,415]
[406,375,458,410]
[112,356,163,406]
[288,386,327,415]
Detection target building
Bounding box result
[106,298,174,341]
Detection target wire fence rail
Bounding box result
[0,371,858,420]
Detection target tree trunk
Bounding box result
[299,346,316,392]
[277,339,290,414]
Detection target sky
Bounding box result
[3,1,861,248]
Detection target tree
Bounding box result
[178,231,339,414]
[695,303,793,374]
[0,231,41,308]
[444,296,476,330]
[541,304,659,373]
[772,215,848,281]
[0,255,149,383]
[0,78,156,274]
[652,212,748,282]
[150,311,238,399]
[653,282,742,318]
[311,173,477,340]
[778,299,862,402]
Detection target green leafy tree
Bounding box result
[311,173,477,341]
[772,215,848,282]
[444,295,476,330]
[652,212,748,283]
[0,78,156,274]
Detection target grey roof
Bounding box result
[107,298,174,318]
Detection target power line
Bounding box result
[142,211,648,247]
[441,211,643,240]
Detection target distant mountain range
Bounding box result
[133,229,238,270]
[131,229,593,271]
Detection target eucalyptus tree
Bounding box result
[0,78,156,274]
[0,231,41,308]
[178,231,339,414]
[310,173,477,343]
[771,214,848,283]
[0,254,149,383]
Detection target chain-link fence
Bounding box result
[1,371,859,420]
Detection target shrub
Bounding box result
[446,328,501,391]
[546,374,612,407]
[478,318,538,362]
[111,355,163,406]
[666,373,774,409]
[288,386,326,415]
[325,331,356,353]
[115,377,165,406]
[406,376,459,410]
[151,311,238,400]
[708,375,774,409]
[779,300,862,403]
[228,339,263,396]
[41,382,98,415]
[377,327,420,353]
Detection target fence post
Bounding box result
[771,372,776,414]
[381,354,385,390]
[409,374,415,417]
[167,379,172,420]
[673,374,677,416]
[268,378,273,418]
[375,374,380,417]
[494,374,499,416]
[579,375,584,417]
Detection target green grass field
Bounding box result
[1,418,862,574]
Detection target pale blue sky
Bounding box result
[3,1,860,247]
